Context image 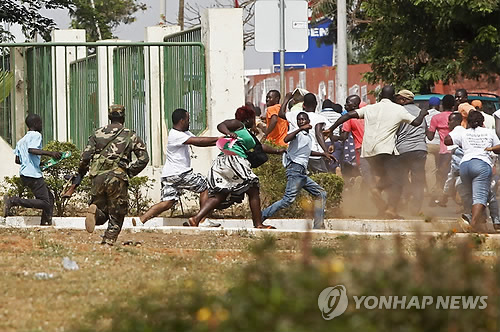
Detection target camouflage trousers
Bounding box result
[90,174,128,243]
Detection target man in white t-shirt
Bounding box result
[471,100,495,130]
[279,92,331,173]
[134,108,220,225]
[303,93,331,173]
[493,108,500,139]
[326,85,429,218]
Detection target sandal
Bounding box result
[255,225,276,229]
[183,218,198,227]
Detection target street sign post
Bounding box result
[255,0,308,97]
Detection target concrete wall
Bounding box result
[192,8,245,176]
[434,77,500,96]
[0,137,18,178]
[246,64,379,111]
[246,65,500,112]
[144,25,181,168]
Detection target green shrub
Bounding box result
[128,176,155,216]
[75,236,500,332]
[1,176,33,198]
[310,172,344,211]
[255,151,344,218]
[0,176,34,216]
[42,141,83,216]
[2,140,155,217]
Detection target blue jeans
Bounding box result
[459,159,492,206]
[262,162,327,229]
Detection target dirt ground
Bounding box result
[0,227,344,332]
[1,226,498,332]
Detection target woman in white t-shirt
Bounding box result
[445,111,500,231]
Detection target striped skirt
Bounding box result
[208,154,259,209]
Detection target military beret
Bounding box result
[108,104,125,116]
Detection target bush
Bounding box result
[42,141,83,216]
[0,176,35,216]
[0,140,81,217]
[2,140,155,217]
[1,176,33,199]
[74,235,500,332]
[128,176,155,216]
[255,152,344,218]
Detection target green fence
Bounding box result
[0,41,206,166]
[163,27,206,135]
[69,54,99,150]
[26,47,54,145]
[113,46,147,145]
[163,26,201,43]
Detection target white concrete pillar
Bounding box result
[50,29,86,142]
[12,47,26,143]
[145,25,180,167]
[95,39,131,128]
[194,8,245,176]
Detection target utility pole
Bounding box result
[178,0,185,30]
[336,0,347,105]
[279,0,286,98]
[160,0,167,23]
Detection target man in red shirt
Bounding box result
[341,95,365,165]
[340,96,373,191]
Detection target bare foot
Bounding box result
[255,224,276,229]
[182,217,198,227]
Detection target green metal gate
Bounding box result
[26,47,53,144]
[113,46,147,143]
[69,54,99,150]
[163,27,206,135]
[0,41,207,166]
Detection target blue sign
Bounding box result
[273,19,334,70]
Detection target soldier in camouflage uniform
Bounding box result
[77,104,149,245]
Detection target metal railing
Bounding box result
[0,41,207,166]
[69,54,98,150]
[26,47,54,145]
[163,27,206,135]
[113,46,147,145]
[163,26,201,43]
[164,43,206,135]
